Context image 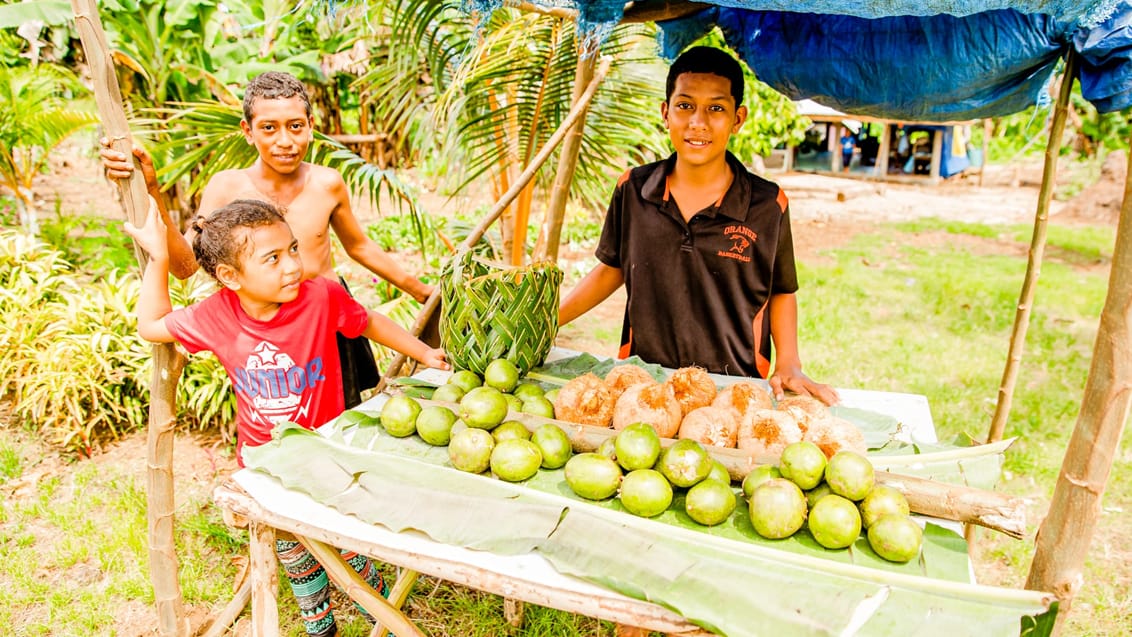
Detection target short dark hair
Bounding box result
[190,200,287,279]
[242,71,312,122]
[666,46,745,106]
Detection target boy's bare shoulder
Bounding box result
[201,168,254,193]
[306,162,348,194]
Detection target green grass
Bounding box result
[2,217,1130,635]
[795,219,1130,635]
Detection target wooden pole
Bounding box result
[979,118,991,187]
[249,522,280,637]
[985,53,1078,444]
[69,2,188,636]
[621,0,710,23]
[536,51,598,263]
[375,57,612,391]
[875,123,891,179]
[1025,129,1132,632]
[929,127,943,181]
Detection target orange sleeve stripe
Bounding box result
[751,303,771,378]
[617,169,632,188]
[618,328,633,360]
[776,188,789,214]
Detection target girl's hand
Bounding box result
[419,347,449,371]
[123,197,170,262]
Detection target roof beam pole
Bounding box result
[504,1,712,24]
[621,1,711,23]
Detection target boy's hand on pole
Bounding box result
[99,136,158,191]
[123,197,170,263]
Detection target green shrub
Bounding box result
[0,229,235,454]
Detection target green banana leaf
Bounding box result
[245,422,1053,637]
[528,353,668,384]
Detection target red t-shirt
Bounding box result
[165,277,369,465]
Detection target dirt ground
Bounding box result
[9,143,1128,634]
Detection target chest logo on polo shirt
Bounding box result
[719,225,757,263]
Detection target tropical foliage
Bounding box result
[0,63,97,234]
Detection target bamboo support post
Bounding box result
[1025,130,1132,632]
[375,56,613,392]
[536,51,597,263]
[298,534,426,637]
[69,2,189,635]
[986,52,1077,445]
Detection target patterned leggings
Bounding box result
[275,539,389,637]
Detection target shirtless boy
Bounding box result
[102,71,431,406]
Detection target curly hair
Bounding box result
[242,71,312,122]
[190,200,286,280]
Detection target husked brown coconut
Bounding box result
[678,406,739,448]
[604,364,656,399]
[667,366,717,417]
[712,381,774,421]
[737,409,803,459]
[775,394,831,434]
[553,373,615,428]
[804,417,867,458]
[612,381,683,438]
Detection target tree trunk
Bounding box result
[70,2,189,635]
[535,51,598,262]
[1025,127,1132,633]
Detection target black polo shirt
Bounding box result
[594,151,798,378]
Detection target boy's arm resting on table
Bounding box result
[767,293,839,405]
[326,174,434,303]
[123,199,177,343]
[99,137,197,280]
[558,262,624,326]
[362,310,449,370]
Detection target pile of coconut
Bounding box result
[552,365,865,460]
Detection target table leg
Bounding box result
[297,533,424,637]
[373,569,421,637]
[249,521,279,637]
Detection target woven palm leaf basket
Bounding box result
[440,250,563,376]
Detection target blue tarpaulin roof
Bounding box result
[469,0,1132,120]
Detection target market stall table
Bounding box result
[213,360,943,637]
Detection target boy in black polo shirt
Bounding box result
[559,46,837,406]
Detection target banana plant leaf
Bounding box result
[245,422,1053,637]
[528,352,667,384]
